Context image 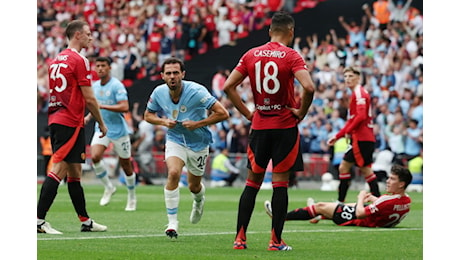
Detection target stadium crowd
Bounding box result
[37,0,423,183]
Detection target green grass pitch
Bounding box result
[37,183,422,259]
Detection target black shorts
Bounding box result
[246,127,303,173]
[343,140,375,167]
[49,123,86,164]
[332,203,358,225]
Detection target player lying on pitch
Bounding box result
[265,164,412,228]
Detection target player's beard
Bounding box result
[168,80,180,91]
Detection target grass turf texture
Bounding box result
[37,184,422,259]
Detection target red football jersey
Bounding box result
[345,194,411,227]
[234,41,308,130]
[335,85,375,142]
[48,48,92,128]
[148,31,161,53]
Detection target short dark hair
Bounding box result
[161,57,185,72]
[65,20,88,40]
[391,164,413,189]
[343,66,361,76]
[95,56,112,65]
[270,11,295,33]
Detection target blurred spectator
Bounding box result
[388,0,413,23]
[299,124,313,153]
[212,66,229,99]
[200,6,217,51]
[408,148,422,185]
[158,27,173,68]
[328,109,345,133]
[39,127,53,177]
[239,4,255,37]
[372,149,394,182]
[314,63,336,88]
[228,122,249,154]
[338,15,367,53]
[373,124,387,151]
[408,7,423,36]
[398,88,414,117]
[210,147,240,187]
[131,103,156,179]
[372,0,391,29]
[216,13,237,47]
[330,137,348,177]
[183,13,206,58]
[152,128,166,152]
[402,118,422,162]
[146,25,162,61]
[122,43,141,81]
[408,95,422,128]
[172,23,186,61]
[308,117,326,154]
[110,54,125,81]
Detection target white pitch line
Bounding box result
[37,227,422,241]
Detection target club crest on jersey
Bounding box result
[180,105,187,113]
[264,98,270,105]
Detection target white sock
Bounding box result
[192,182,205,202]
[125,173,136,200]
[164,187,180,223]
[37,219,45,225]
[93,161,113,190]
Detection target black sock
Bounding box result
[338,179,351,202]
[37,176,60,219]
[236,185,259,238]
[367,179,381,197]
[67,181,89,220]
[286,207,314,220]
[271,186,288,243]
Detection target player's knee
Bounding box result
[91,153,104,163]
[338,164,351,174]
[188,182,202,193]
[119,158,133,171]
[314,202,327,211]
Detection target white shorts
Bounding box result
[91,134,132,159]
[165,141,209,177]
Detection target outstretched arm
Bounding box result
[338,16,351,32]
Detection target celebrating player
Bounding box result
[144,57,229,239]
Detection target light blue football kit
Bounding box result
[146,80,217,152]
[92,77,131,138]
